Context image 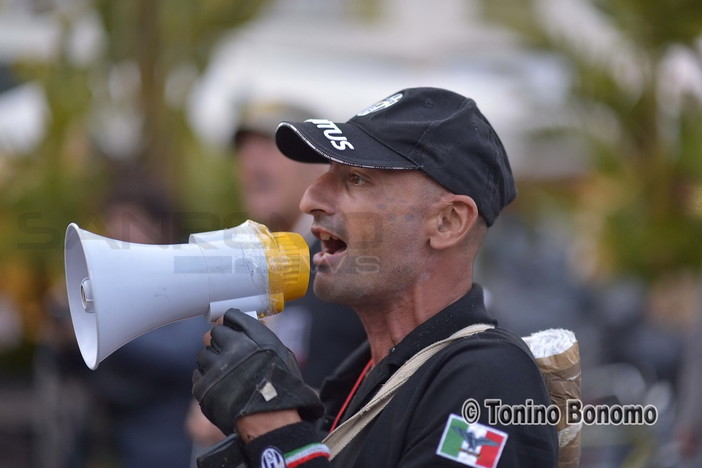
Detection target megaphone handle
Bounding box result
[196,434,247,468]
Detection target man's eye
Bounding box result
[349,173,367,186]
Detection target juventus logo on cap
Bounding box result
[356,92,403,116]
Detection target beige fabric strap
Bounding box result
[323,323,494,459]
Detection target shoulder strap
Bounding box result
[323,323,494,459]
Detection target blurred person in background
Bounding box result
[674,303,702,467]
[186,101,366,459]
[35,168,209,468]
[229,100,366,386]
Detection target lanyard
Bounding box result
[329,359,374,432]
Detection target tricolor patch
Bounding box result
[436,414,508,468]
[285,443,330,468]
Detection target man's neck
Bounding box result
[355,278,473,365]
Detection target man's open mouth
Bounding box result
[319,231,348,256]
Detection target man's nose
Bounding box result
[299,172,334,216]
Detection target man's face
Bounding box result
[236,133,324,230]
[300,162,442,308]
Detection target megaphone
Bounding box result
[64,220,309,370]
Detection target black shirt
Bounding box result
[319,284,558,467]
[243,284,559,467]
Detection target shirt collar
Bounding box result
[346,284,497,416]
[382,283,496,371]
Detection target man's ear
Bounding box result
[428,195,479,250]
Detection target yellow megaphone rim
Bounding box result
[254,223,310,315]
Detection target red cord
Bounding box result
[330,359,373,432]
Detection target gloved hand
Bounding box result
[192,309,323,435]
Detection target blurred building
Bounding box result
[187,0,576,179]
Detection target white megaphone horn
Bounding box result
[64,220,309,370]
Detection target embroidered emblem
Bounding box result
[356,92,403,116]
[436,414,508,468]
[260,447,286,468]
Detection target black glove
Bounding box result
[192,309,323,435]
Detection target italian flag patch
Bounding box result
[436,414,508,468]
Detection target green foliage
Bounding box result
[0,0,270,342]
[593,0,702,49]
[95,0,267,72]
[483,0,702,280]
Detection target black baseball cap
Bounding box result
[275,87,517,226]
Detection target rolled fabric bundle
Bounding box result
[523,329,581,468]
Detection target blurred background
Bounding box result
[0,0,701,467]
